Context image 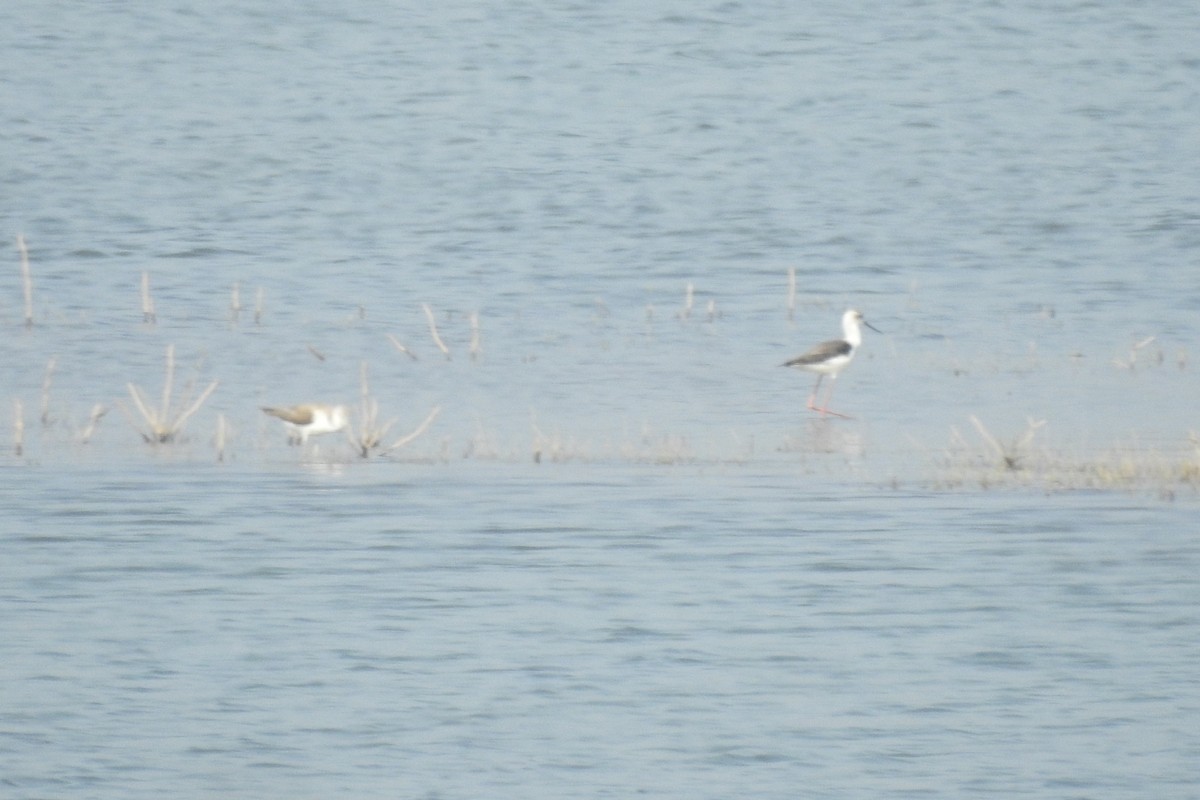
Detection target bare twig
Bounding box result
[141,271,156,324]
[17,234,33,329]
[80,404,107,444]
[469,311,482,361]
[531,412,549,463]
[40,356,56,426]
[13,398,24,456]
[678,282,694,320]
[171,380,219,434]
[160,344,175,424]
[1014,418,1046,453]
[307,344,326,362]
[422,303,451,359]
[215,413,228,462]
[1113,335,1157,370]
[787,266,797,321]
[382,405,441,454]
[126,383,160,434]
[230,281,241,324]
[387,334,418,360]
[969,415,1005,461]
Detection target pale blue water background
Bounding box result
[3,464,1198,798]
[3,1,1200,797]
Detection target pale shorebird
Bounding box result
[782,309,880,418]
[262,403,349,445]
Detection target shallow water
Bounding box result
[2,1,1200,797]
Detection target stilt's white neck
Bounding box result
[841,311,864,348]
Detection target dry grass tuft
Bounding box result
[346,362,440,458]
[932,420,1200,495]
[968,415,1046,471]
[119,345,218,444]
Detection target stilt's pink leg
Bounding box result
[806,375,823,411]
[822,375,837,412]
[818,375,852,419]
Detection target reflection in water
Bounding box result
[300,458,350,477]
[778,418,868,457]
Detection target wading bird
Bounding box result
[262,403,349,445]
[782,309,879,418]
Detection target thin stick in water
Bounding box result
[160,344,175,425]
[422,303,452,359]
[386,334,418,360]
[141,271,157,324]
[969,415,1006,463]
[384,406,441,454]
[215,413,228,462]
[81,404,107,444]
[787,266,797,321]
[679,282,694,320]
[1113,335,1157,371]
[170,380,219,436]
[17,234,33,329]
[254,286,264,325]
[125,383,161,439]
[41,356,57,426]
[13,398,24,456]
[230,281,241,324]
[469,312,481,361]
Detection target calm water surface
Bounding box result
[2,1,1200,797]
[3,464,1198,798]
